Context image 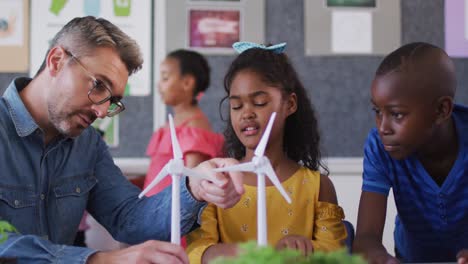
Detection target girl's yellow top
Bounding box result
[186,167,347,264]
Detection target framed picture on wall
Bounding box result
[187,8,241,52]
[326,0,376,8]
[166,0,264,55]
[304,0,401,56]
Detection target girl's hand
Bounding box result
[275,235,313,256]
[458,249,468,264]
[188,158,244,209]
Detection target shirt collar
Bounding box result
[453,104,468,149]
[3,77,40,137]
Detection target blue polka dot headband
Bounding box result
[232,41,287,54]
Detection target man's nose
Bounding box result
[91,101,110,118]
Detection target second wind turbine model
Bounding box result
[213,112,292,246]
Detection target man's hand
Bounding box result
[87,240,188,264]
[275,235,314,256]
[188,158,244,209]
[458,249,468,264]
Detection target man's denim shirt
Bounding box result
[0,78,205,263]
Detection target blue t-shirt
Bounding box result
[362,104,468,263]
[0,78,205,262]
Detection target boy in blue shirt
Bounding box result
[353,42,468,263]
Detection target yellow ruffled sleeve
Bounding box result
[312,201,347,252]
[186,203,219,264]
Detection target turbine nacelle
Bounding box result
[252,156,266,168]
[167,159,184,175]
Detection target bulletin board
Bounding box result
[1,0,467,158]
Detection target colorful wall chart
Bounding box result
[30,0,151,96]
[0,0,23,46]
[0,0,28,72]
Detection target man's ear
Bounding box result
[47,46,68,77]
[435,96,454,125]
[286,93,298,116]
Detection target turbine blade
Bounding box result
[182,167,212,181]
[138,165,170,198]
[169,114,183,159]
[254,112,276,157]
[213,162,256,173]
[182,168,225,186]
[264,164,292,204]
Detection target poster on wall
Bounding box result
[445,0,468,58]
[0,0,23,46]
[188,8,241,52]
[304,0,400,56]
[30,0,151,96]
[0,0,28,72]
[166,0,264,55]
[331,10,372,54]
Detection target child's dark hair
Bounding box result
[375,42,456,97]
[220,48,328,174]
[376,42,438,76]
[167,49,211,105]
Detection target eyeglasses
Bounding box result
[63,49,125,117]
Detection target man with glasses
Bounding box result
[63,49,125,118]
[0,17,244,263]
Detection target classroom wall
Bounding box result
[199,0,468,158]
[1,0,467,158]
[0,0,461,254]
[330,168,397,255]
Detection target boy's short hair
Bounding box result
[375,42,456,98]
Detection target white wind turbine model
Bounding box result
[213,112,292,246]
[138,114,216,245]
